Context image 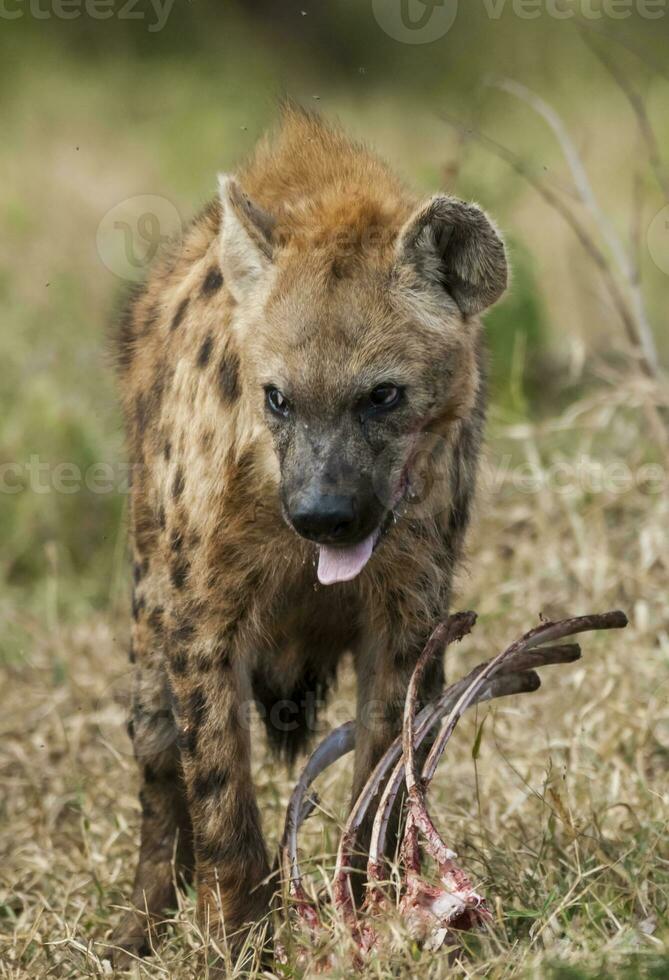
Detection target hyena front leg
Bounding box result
[166,629,271,950]
[109,607,193,964]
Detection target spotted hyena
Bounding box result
[108,106,507,965]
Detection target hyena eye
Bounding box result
[265,386,290,418]
[368,384,402,412]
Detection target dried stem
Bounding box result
[579,29,669,201]
[492,77,660,379]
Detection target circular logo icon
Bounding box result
[96,194,183,282]
[647,204,669,276]
[372,0,458,44]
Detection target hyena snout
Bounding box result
[282,430,385,547]
[289,491,360,544]
[286,478,385,545]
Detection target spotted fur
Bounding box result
[109,105,507,965]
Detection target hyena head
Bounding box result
[217,166,507,586]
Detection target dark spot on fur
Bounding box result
[192,767,228,799]
[177,688,207,754]
[128,643,136,664]
[331,257,346,280]
[132,561,143,585]
[135,393,148,433]
[178,726,198,756]
[144,765,157,783]
[195,654,212,673]
[201,267,223,295]
[172,467,185,499]
[164,440,172,461]
[158,505,166,530]
[170,528,183,552]
[447,498,470,538]
[197,334,214,368]
[132,468,150,519]
[139,788,155,818]
[214,640,231,670]
[170,558,190,590]
[126,717,135,740]
[201,430,214,454]
[131,593,146,621]
[218,350,240,404]
[150,364,166,415]
[147,606,164,635]
[171,622,195,644]
[172,650,188,675]
[188,688,207,727]
[171,297,189,331]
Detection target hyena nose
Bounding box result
[290,494,358,544]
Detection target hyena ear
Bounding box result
[217,175,276,300]
[396,196,508,317]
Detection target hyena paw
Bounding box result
[104,912,153,968]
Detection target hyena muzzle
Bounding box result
[108,106,507,965]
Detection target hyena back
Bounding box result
[110,106,507,964]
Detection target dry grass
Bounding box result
[2,377,668,979]
[1,18,668,978]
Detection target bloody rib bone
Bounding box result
[280,720,355,931]
[280,609,628,958]
[360,644,580,896]
[393,610,628,944]
[333,611,477,920]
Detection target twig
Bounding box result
[578,30,669,201]
[491,77,660,379]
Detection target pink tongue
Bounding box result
[317,532,376,586]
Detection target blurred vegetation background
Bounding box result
[1,1,667,629]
